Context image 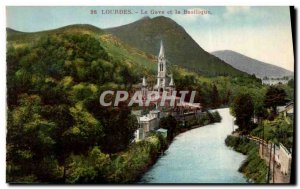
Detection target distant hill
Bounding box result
[6,24,165,83]
[105,16,246,76]
[212,50,293,78]
[7,24,105,43]
[7,18,247,77]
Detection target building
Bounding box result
[277,102,294,118]
[135,110,160,141]
[134,41,201,141]
[262,79,289,85]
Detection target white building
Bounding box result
[262,79,289,85]
[133,41,201,141]
[135,110,160,141]
[134,41,174,141]
[274,144,292,175]
[276,102,294,118]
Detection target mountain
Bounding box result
[6,24,158,70]
[7,24,105,42]
[104,16,246,76]
[212,50,293,79]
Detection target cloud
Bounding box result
[223,6,251,19]
[226,6,250,14]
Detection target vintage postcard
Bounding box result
[6,6,295,184]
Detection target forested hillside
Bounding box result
[6,23,293,183]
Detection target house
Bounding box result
[277,102,294,118]
[275,144,292,175]
[134,110,160,141]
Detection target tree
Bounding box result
[160,115,177,141]
[264,86,288,114]
[255,105,268,124]
[7,94,60,182]
[288,78,294,88]
[231,93,254,133]
[99,105,138,154]
[210,84,220,108]
[65,147,110,184]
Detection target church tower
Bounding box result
[156,41,167,92]
[141,76,148,99]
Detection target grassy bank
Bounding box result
[63,133,167,184]
[225,135,268,183]
[105,133,168,183]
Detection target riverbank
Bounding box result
[171,110,222,139]
[225,135,268,183]
[132,110,223,183]
[96,110,223,183]
[141,108,246,183]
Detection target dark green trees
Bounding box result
[210,84,220,108]
[159,115,178,141]
[264,86,288,114]
[6,33,139,183]
[231,93,254,133]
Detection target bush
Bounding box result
[105,133,164,183]
[211,111,222,122]
[225,135,268,183]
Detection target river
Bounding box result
[140,108,247,183]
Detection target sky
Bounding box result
[6,6,294,71]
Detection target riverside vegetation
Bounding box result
[225,136,268,183]
[226,81,294,183]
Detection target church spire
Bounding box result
[155,40,167,92]
[169,74,175,87]
[142,76,147,87]
[158,40,165,58]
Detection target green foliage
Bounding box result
[198,111,222,126]
[159,115,178,141]
[239,147,268,183]
[287,78,294,88]
[65,147,110,183]
[6,33,142,183]
[264,86,288,114]
[210,111,222,122]
[225,136,268,183]
[225,135,254,155]
[197,113,211,126]
[210,84,220,108]
[251,115,293,149]
[7,24,293,184]
[231,93,254,133]
[100,109,138,154]
[105,134,165,183]
[180,111,221,130]
[7,94,60,182]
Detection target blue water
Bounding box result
[140,108,247,183]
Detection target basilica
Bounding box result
[140,41,176,103]
[133,41,201,141]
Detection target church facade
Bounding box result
[141,41,175,98]
[134,41,174,141]
[133,41,201,141]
